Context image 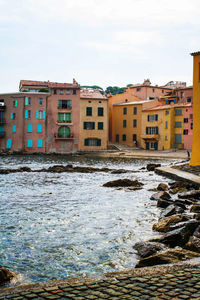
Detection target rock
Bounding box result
[157,183,168,191]
[19,166,31,172]
[193,225,200,238]
[169,187,188,195]
[178,190,200,200]
[111,169,129,174]
[169,181,198,190]
[150,191,171,201]
[135,248,200,268]
[126,187,143,191]
[133,241,167,258]
[0,268,14,284]
[157,198,173,208]
[160,205,184,218]
[190,205,200,213]
[194,214,200,221]
[146,164,161,171]
[103,179,143,188]
[185,236,200,253]
[153,215,189,233]
[173,200,187,210]
[157,219,199,247]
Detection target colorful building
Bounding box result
[79,89,108,151]
[190,51,200,165]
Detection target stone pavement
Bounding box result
[1,262,200,299]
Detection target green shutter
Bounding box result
[36,111,39,119]
[37,139,43,148]
[58,100,61,108]
[25,97,28,105]
[27,124,32,133]
[11,113,13,120]
[27,139,33,147]
[25,110,28,119]
[66,113,71,122]
[12,125,16,133]
[43,110,45,119]
[15,100,18,107]
[83,122,87,129]
[84,138,89,146]
[97,139,101,146]
[6,139,12,149]
[37,124,42,133]
[58,113,63,122]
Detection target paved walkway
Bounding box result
[1,262,200,299]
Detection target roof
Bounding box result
[191,51,200,56]
[20,79,80,89]
[113,100,152,106]
[143,103,192,112]
[0,92,49,96]
[80,89,107,100]
[129,85,172,90]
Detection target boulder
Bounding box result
[178,190,200,200]
[185,236,200,253]
[190,205,200,213]
[173,200,187,210]
[133,241,167,258]
[160,205,184,218]
[135,248,200,268]
[150,191,171,201]
[111,169,129,174]
[193,225,200,238]
[19,166,31,172]
[157,199,173,208]
[169,181,197,190]
[146,164,161,171]
[103,179,143,188]
[169,187,188,195]
[153,214,189,233]
[157,183,168,191]
[157,219,199,247]
[0,268,14,284]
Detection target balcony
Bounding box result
[0,131,5,138]
[57,106,72,110]
[0,104,6,110]
[0,118,6,124]
[54,133,74,140]
[141,134,159,140]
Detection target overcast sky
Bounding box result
[0,0,199,92]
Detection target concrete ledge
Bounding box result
[155,165,200,187]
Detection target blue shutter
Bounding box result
[43,110,45,119]
[11,113,13,120]
[27,139,33,148]
[25,110,28,119]
[37,124,42,133]
[37,139,43,148]
[6,139,12,149]
[12,125,16,133]
[27,124,32,133]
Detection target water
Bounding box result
[0,155,177,286]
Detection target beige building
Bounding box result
[79,89,108,151]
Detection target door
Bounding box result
[116,134,119,143]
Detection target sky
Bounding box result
[0,0,200,93]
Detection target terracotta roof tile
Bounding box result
[20,80,79,89]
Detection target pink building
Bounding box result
[0,79,81,153]
[183,103,193,150]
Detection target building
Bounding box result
[190,51,200,165]
[79,89,108,151]
[0,79,81,153]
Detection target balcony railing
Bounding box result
[0,118,5,124]
[57,106,71,109]
[57,120,72,123]
[0,131,5,138]
[54,133,74,139]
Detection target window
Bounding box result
[27,139,33,148]
[184,118,188,123]
[183,129,188,135]
[123,107,127,114]
[133,134,137,141]
[175,134,182,144]
[152,88,155,92]
[84,138,101,146]
[13,100,18,107]
[133,107,137,115]
[122,134,126,141]
[25,110,30,119]
[27,124,33,133]
[116,134,119,142]
[37,124,42,133]
[58,113,71,122]
[190,114,193,119]
[165,121,168,129]
[6,139,12,149]
[83,122,95,130]
[60,89,64,95]
[165,136,167,141]
[11,113,15,120]
[187,97,192,103]
[175,121,182,128]
[175,109,182,115]
[191,123,193,130]
[73,89,76,95]
[165,110,169,115]
[37,139,43,148]
[123,120,127,128]
[86,107,92,116]
[36,110,45,119]
[98,122,104,130]
[53,89,57,95]
[39,98,43,105]
[66,89,70,95]
[58,126,71,138]
[12,125,16,133]
[98,107,104,116]
[146,127,159,134]
[148,114,158,121]
[28,97,31,105]
[137,88,141,92]
[162,90,164,93]
[58,100,71,109]
[180,92,184,98]
[133,119,137,127]
[0,111,5,123]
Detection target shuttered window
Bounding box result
[27,139,33,148]
[37,139,43,148]
[98,122,103,130]
[12,125,16,133]
[27,124,32,133]
[37,124,42,133]
[6,139,12,149]
[58,113,71,122]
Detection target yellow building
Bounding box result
[190,51,200,165]
[79,89,108,151]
